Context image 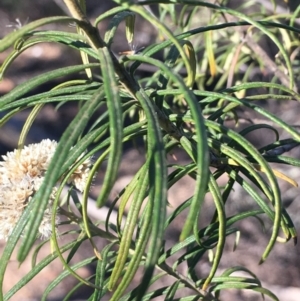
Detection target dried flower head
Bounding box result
[0,139,92,240]
[67,152,92,192]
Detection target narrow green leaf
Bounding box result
[202,173,226,290]
[0,64,99,109]
[4,239,85,301]
[17,88,104,262]
[108,163,149,291]
[0,16,75,52]
[41,257,96,301]
[95,47,123,207]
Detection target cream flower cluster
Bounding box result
[0,139,92,240]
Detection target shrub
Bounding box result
[0,0,299,300]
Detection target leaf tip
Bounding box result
[259,258,265,265]
[293,236,297,246]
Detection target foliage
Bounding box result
[0,0,300,300]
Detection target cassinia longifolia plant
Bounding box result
[0,0,300,300]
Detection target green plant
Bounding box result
[0,0,300,300]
